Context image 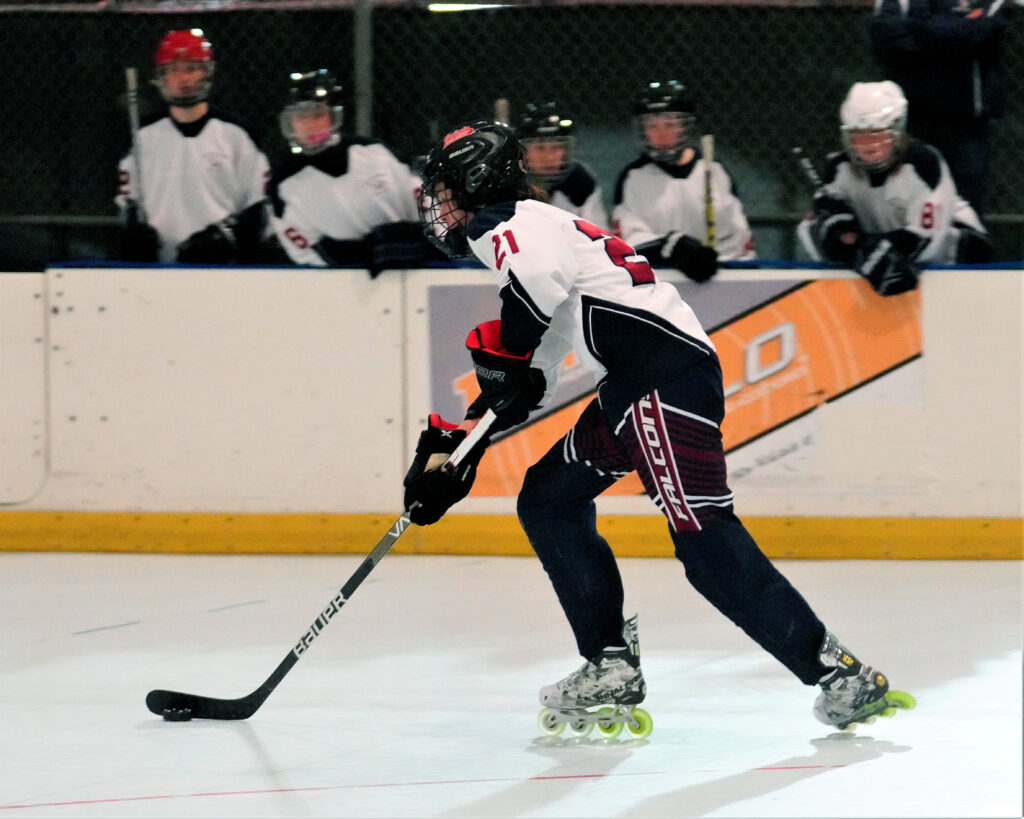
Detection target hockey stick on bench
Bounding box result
[146,409,496,721]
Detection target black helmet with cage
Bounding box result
[516,102,576,188]
[280,69,343,155]
[419,120,527,257]
[633,80,697,164]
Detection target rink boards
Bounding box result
[0,265,1021,558]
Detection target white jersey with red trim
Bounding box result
[802,143,986,264]
[269,139,422,266]
[465,198,715,404]
[116,108,269,262]
[612,154,756,261]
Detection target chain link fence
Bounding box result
[0,0,1020,268]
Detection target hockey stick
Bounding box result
[146,409,497,721]
[792,146,824,194]
[125,67,146,223]
[700,134,716,248]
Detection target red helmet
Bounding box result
[154,29,214,107]
[155,29,213,66]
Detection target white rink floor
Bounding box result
[2,551,1021,818]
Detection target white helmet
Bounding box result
[839,81,908,172]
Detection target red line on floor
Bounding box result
[1,771,664,811]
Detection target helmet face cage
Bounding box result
[154,29,214,107]
[418,121,526,257]
[280,70,344,155]
[517,103,576,188]
[634,81,697,164]
[840,81,908,172]
[419,173,472,257]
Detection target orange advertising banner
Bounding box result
[468,278,921,496]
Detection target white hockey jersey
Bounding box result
[544,162,610,230]
[466,198,715,406]
[269,139,422,266]
[116,108,269,263]
[612,154,756,261]
[797,143,987,264]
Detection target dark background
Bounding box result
[1,2,1019,269]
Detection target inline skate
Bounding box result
[537,614,653,739]
[814,631,916,731]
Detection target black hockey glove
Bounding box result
[810,195,863,267]
[118,199,159,262]
[855,236,920,296]
[367,221,432,278]
[119,222,159,262]
[662,232,718,283]
[177,217,237,264]
[403,413,488,526]
[466,319,546,428]
[954,224,995,264]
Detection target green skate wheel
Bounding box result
[625,707,654,739]
[568,714,593,737]
[886,690,916,711]
[595,707,623,739]
[538,708,565,737]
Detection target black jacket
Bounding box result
[870,0,1008,121]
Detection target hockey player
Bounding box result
[268,69,434,274]
[516,102,609,229]
[798,81,993,296]
[115,29,270,264]
[403,120,915,735]
[611,81,755,284]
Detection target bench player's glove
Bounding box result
[855,236,920,296]
[662,232,718,283]
[119,222,159,262]
[403,413,487,525]
[466,320,546,427]
[119,200,159,262]
[367,221,433,278]
[809,194,863,267]
[177,217,237,264]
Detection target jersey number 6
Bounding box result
[285,227,309,250]
[574,220,655,286]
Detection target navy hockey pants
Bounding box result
[517,357,827,685]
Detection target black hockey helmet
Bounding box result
[517,102,575,140]
[634,80,697,163]
[280,69,343,155]
[419,120,526,256]
[634,80,695,117]
[516,102,576,188]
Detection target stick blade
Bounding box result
[146,688,260,721]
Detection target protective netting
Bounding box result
[0,0,1019,267]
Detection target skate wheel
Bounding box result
[595,707,623,739]
[568,715,593,737]
[886,690,916,711]
[625,707,654,739]
[538,708,565,737]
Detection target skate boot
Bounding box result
[813,631,916,731]
[537,614,654,739]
